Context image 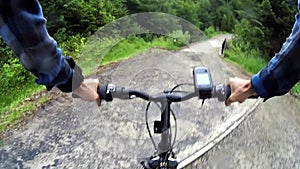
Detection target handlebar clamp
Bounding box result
[98,84,115,101]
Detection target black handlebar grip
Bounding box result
[72,93,80,98]
[249,95,259,99]
[98,85,107,100]
[225,85,231,101]
[97,84,113,101]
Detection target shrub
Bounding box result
[168,30,191,47]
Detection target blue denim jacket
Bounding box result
[0,0,76,92]
[251,1,300,99]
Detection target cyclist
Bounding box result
[0,0,101,106]
[226,1,300,106]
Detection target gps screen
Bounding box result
[196,73,211,85]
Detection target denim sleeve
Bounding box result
[251,17,300,99]
[0,0,80,92]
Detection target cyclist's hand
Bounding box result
[225,77,256,106]
[73,79,101,106]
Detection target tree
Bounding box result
[40,0,128,36]
[231,0,297,58]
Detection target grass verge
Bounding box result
[225,45,300,96]
[291,83,300,96]
[225,48,267,74]
[0,84,47,134]
[100,36,180,65]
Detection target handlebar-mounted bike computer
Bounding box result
[193,67,213,99]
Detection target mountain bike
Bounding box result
[97,67,231,169]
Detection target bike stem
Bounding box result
[157,100,172,154]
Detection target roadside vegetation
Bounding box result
[0,35,182,134]
[225,41,300,96]
[0,0,299,135]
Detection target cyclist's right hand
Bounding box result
[225,77,257,106]
[73,79,101,106]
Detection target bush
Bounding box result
[54,32,86,60]
[0,58,33,89]
[168,30,191,47]
[204,26,220,38]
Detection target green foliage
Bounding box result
[204,26,222,38]
[0,40,43,112]
[40,0,128,36]
[233,18,266,52]
[150,36,181,50]
[101,36,179,65]
[291,83,300,95]
[127,0,214,31]
[0,39,14,67]
[226,49,268,74]
[231,0,297,58]
[0,58,32,89]
[0,58,42,113]
[168,30,191,47]
[225,40,268,74]
[55,33,87,60]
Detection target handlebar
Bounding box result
[95,82,258,169]
[72,83,258,103]
[98,83,229,103]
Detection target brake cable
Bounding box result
[170,108,177,149]
[145,101,158,151]
[145,84,184,154]
[170,83,193,93]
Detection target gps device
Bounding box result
[193,67,213,99]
